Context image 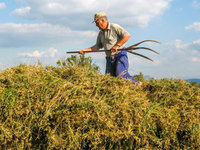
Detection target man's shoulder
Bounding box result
[109,23,124,31]
[110,23,121,28]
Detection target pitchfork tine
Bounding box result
[131,47,160,54]
[132,40,161,47]
[126,40,160,49]
[128,51,154,62]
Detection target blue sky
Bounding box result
[0,0,200,79]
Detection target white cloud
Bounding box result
[3,0,171,56]
[18,48,58,58]
[171,39,200,63]
[19,50,41,57]
[11,6,31,17]
[193,39,200,44]
[191,57,200,62]
[193,0,200,8]
[153,59,162,66]
[174,39,189,49]
[174,39,200,52]
[192,50,199,55]
[185,22,200,32]
[0,2,6,9]
[0,23,97,48]
[11,0,172,29]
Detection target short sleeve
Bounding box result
[113,24,130,39]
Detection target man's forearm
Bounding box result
[83,45,99,52]
[117,35,131,46]
[90,45,99,51]
[79,45,99,55]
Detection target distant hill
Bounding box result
[186,78,200,84]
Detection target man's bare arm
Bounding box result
[112,35,131,52]
[118,35,131,46]
[79,45,99,55]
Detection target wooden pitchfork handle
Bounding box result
[66,40,160,62]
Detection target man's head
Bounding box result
[93,12,107,22]
[93,12,108,30]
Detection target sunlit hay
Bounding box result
[0,56,199,149]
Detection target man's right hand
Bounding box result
[79,49,86,55]
[78,45,98,55]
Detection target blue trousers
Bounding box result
[105,51,138,83]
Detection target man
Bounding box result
[79,12,138,83]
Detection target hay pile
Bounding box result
[0,56,199,149]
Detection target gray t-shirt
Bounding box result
[96,23,130,57]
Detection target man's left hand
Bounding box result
[112,45,120,52]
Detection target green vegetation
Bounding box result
[0,55,199,149]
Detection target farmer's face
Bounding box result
[95,18,108,30]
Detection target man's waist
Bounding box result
[105,46,125,57]
[106,50,127,59]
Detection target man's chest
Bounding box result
[100,30,118,44]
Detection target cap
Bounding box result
[93,12,106,23]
